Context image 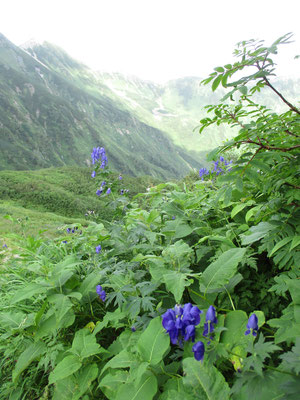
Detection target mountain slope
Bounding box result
[0,34,203,178]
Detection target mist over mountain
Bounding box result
[0,33,298,178]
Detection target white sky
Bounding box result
[1,0,299,82]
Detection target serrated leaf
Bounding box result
[163,270,191,303]
[182,357,230,400]
[137,317,170,365]
[12,341,46,382]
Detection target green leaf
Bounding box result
[101,350,136,375]
[137,317,170,365]
[71,329,101,359]
[241,222,274,245]
[290,236,300,251]
[11,283,49,304]
[99,371,129,400]
[238,86,248,95]
[212,75,223,92]
[200,248,246,293]
[182,357,230,400]
[245,205,262,223]
[269,237,293,257]
[115,372,157,400]
[76,363,98,398]
[48,355,82,384]
[12,341,46,382]
[214,67,225,73]
[231,201,254,219]
[163,271,191,303]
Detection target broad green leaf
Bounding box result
[163,270,191,303]
[182,357,230,400]
[71,329,101,359]
[48,294,73,326]
[52,376,76,400]
[115,372,157,400]
[241,222,274,245]
[101,350,136,375]
[269,237,292,257]
[245,205,262,223]
[99,371,129,400]
[12,341,46,382]
[11,283,49,304]
[0,311,34,331]
[48,355,81,384]
[200,248,246,293]
[137,317,170,365]
[76,363,98,398]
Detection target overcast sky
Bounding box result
[1,0,299,82]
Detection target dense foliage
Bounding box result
[0,34,299,399]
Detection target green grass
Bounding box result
[0,167,161,243]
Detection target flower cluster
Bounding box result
[162,303,203,345]
[199,156,232,180]
[95,245,102,253]
[91,147,108,167]
[96,181,109,196]
[162,304,220,362]
[245,314,259,336]
[96,285,106,302]
[66,227,79,234]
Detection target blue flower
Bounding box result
[245,314,259,336]
[96,285,106,302]
[199,168,210,180]
[2,244,8,248]
[62,240,67,244]
[192,341,205,362]
[120,189,124,195]
[119,175,123,180]
[91,171,96,178]
[66,228,71,233]
[203,305,218,339]
[106,188,111,194]
[162,303,203,345]
[131,326,136,332]
[219,156,225,162]
[95,245,102,253]
[96,189,103,196]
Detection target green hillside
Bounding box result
[0,34,203,178]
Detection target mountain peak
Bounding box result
[20,38,44,50]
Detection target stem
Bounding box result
[224,286,236,311]
[263,77,300,115]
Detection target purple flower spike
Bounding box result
[106,188,111,195]
[96,285,106,302]
[95,245,102,253]
[192,341,205,362]
[245,314,259,336]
